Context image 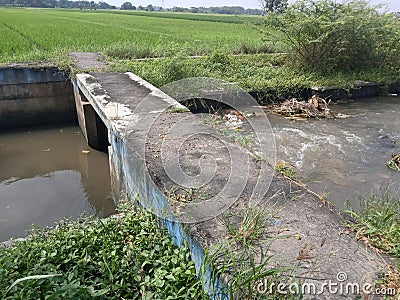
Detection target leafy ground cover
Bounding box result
[0,205,205,299]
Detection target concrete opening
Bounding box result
[181,98,233,114]
[73,87,109,152]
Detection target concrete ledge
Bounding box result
[311,81,383,100]
[0,67,67,85]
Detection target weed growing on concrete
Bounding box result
[223,207,267,247]
[167,105,190,113]
[166,187,211,203]
[0,205,204,299]
[274,161,296,179]
[387,154,400,171]
[202,240,295,299]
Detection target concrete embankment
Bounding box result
[0,65,76,129]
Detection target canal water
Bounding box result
[0,125,115,242]
[269,96,400,208]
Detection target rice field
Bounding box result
[0,8,268,63]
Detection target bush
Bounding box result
[262,0,400,73]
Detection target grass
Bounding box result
[274,161,296,179]
[345,186,400,257]
[204,241,294,299]
[223,207,267,246]
[0,204,205,300]
[205,203,295,299]
[67,9,265,25]
[345,186,400,298]
[110,53,399,99]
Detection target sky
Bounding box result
[105,0,400,12]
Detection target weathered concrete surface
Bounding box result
[69,52,108,72]
[76,72,385,299]
[190,177,385,299]
[0,67,76,128]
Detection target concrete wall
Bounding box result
[0,67,76,129]
[76,72,228,299]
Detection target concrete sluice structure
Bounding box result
[0,55,388,298]
[74,70,384,299]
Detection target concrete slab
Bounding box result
[69,52,108,72]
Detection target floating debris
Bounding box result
[269,95,349,119]
[387,154,400,171]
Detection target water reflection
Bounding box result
[0,126,115,241]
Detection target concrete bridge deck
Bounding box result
[73,63,385,299]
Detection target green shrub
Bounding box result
[262,0,400,73]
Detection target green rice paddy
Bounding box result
[0,8,267,63]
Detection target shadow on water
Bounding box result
[269,97,400,208]
[0,125,115,242]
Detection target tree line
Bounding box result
[0,0,116,9]
[0,0,286,15]
[0,0,262,15]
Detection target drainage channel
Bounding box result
[0,125,115,242]
[0,66,115,242]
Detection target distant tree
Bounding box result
[138,5,144,10]
[146,4,153,11]
[258,0,288,15]
[98,1,115,9]
[120,1,133,10]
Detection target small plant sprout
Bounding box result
[275,161,296,179]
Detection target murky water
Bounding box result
[0,125,115,242]
[269,97,400,208]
